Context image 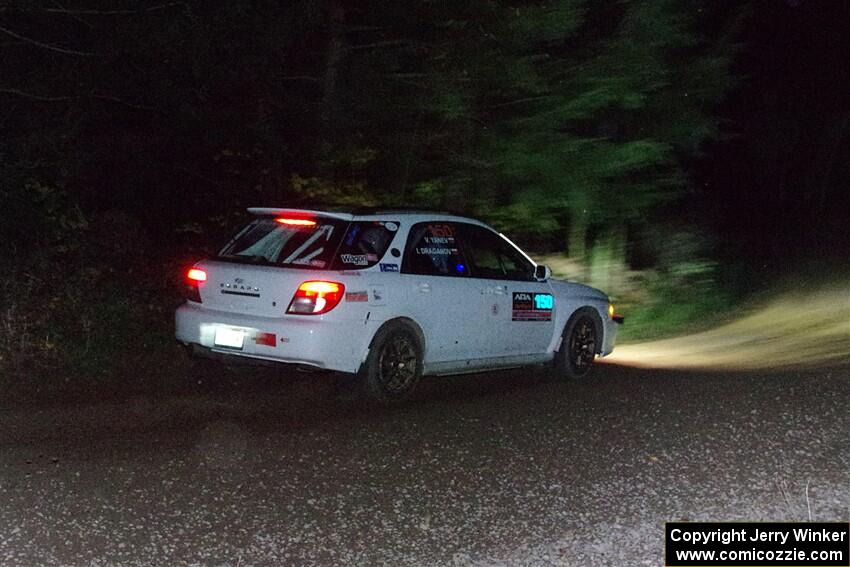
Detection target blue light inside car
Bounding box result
[345,225,361,246]
[456,263,465,272]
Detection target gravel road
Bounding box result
[1,363,848,566]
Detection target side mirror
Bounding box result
[534,264,551,281]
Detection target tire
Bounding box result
[553,308,600,381]
[362,322,424,402]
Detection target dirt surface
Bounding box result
[1,363,848,566]
[610,285,850,370]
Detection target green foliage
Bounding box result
[0,181,90,256]
[614,227,732,341]
[616,272,733,342]
[0,218,190,397]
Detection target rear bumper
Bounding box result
[174,302,370,374]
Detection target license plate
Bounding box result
[214,327,245,349]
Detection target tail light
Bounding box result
[287,281,344,315]
[275,218,316,227]
[185,268,207,303]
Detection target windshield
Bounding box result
[218,217,347,269]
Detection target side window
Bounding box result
[460,224,535,281]
[332,221,398,269]
[402,222,468,277]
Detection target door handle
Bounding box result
[493,285,507,295]
[417,282,431,293]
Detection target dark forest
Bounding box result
[1,0,848,379]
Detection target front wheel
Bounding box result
[362,323,423,402]
[553,309,599,381]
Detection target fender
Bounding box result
[358,316,426,369]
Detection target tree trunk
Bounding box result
[321,0,346,129]
[589,225,627,294]
[567,212,588,262]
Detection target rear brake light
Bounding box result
[287,281,344,315]
[275,218,316,227]
[187,268,207,282]
[185,268,206,303]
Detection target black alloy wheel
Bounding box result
[378,333,419,394]
[363,322,423,402]
[553,308,600,381]
[567,315,597,376]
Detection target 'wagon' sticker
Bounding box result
[512,292,553,321]
[340,253,368,266]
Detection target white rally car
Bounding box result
[175,208,621,401]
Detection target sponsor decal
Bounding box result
[338,270,362,276]
[379,263,399,272]
[340,253,369,266]
[345,291,369,302]
[309,259,327,268]
[366,253,378,262]
[512,292,554,321]
[252,332,276,347]
[491,303,499,315]
[426,224,454,238]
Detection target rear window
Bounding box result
[218,217,346,269]
[331,221,399,269]
[217,217,399,270]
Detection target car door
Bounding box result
[400,221,486,364]
[459,224,556,358]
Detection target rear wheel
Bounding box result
[363,322,423,402]
[553,309,599,380]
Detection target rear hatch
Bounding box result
[196,212,349,315]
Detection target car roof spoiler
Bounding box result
[247,207,355,221]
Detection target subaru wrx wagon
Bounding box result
[175,208,621,401]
